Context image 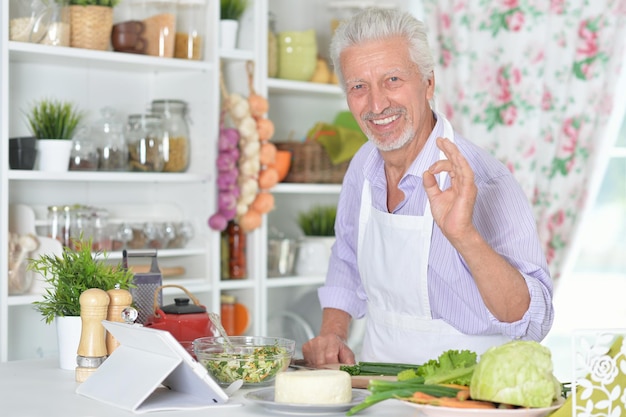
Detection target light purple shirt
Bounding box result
[319,114,554,341]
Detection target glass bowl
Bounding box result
[194,336,295,387]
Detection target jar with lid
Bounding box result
[174,0,206,60]
[126,114,165,172]
[141,0,177,58]
[220,294,236,336]
[69,127,100,171]
[9,0,70,46]
[150,100,190,172]
[47,205,63,244]
[93,107,128,171]
[69,205,93,250]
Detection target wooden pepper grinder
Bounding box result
[75,288,110,383]
[106,286,133,355]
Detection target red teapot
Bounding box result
[143,284,218,342]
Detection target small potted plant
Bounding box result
[219,0,248,49]
[24,97,84,172]
[29,237,134,369]
[295,205,337,276]
[69,1,121,50]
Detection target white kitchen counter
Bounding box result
[0,358,420,417]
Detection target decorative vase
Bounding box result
[55,315,82,370]
[69,5,113,51]
[36,140,72,172]
[295,236,335,276]
[219,19,239,49]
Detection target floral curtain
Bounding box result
[422,0,626,280]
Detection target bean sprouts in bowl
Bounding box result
[194,336,295,387]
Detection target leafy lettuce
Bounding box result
[398,349,477,386]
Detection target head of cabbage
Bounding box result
[469,340,561,408]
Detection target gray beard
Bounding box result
[366,124,414,152]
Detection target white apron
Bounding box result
[357,115,509,363]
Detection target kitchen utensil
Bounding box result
[208,312,233,350]
[143,284,218,342]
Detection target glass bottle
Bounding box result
[226,220,246,279]
[150,100,190,172]
[94,107,128,171]
[126,114,165,172]
[174,0,205,60]
[267,11,278,78]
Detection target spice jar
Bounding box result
[94,107,128,171]
[226,220,246,279]
[150,100,190,172]
[174,0,205,60]
[126,114,165,172]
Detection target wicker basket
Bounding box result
[69,5,113,51]
[274,141,350,184]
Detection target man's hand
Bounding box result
[302,308,356,366]
[302,334,356,367]
[423,137,477,244]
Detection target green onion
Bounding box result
[339,361,420,376]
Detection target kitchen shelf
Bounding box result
[272,183,342,195]
[267,78,344,96]
[265,275,326,288]
[8,170,211,183]
[9,41,213,73]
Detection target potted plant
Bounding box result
[219,0,248,49]
[295,205,337,276]
[24,98,84,172]
[69,0,120,50]
[29,237,134,369]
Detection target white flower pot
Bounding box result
[219,19,239,49]
[37,140,72,172]
[295,236,335,277]
[55,315,82,370]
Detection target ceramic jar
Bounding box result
[277,29,317,82]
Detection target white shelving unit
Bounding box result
[0,0,421,363]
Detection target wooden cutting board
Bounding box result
[320,363,398,389]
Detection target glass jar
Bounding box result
[141,0,177,58]
[150,100,190,172]
[112,0,147,54]
[69,127,100,171]
[126,114,165,172]
[47,205,63,244]
[174,0,205,60]
[9,0,70,46]
[94,107,128,171]
[220,294,236,336]
[69,205,93,250]
[92,209,112,251]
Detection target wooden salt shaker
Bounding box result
[75,288,110,383]
[106,287,133,355]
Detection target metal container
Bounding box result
[267,238,296,277]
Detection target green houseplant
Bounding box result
[24,98,84,171]
[220,0,248,21]
[30,237,134,324]
[295,205,337,276]
[24,98,83,140]
[297,205,337,237]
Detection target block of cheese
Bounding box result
[274,369,352,404]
